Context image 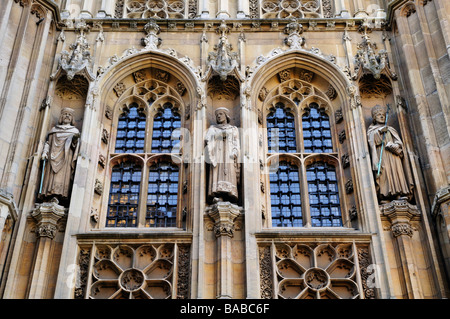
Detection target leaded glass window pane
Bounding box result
[151,103,181,153]
[306,162,342,227]
[270,161,302,227]
[146,162,179,227]
[107,162,141,227]
[302,103,333,153]
[115,104,146,153]
[267,103,297,153]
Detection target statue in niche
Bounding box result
[205,107,240,204]
[367,105,414,203]
[40,108,80,203]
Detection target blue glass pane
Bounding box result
[270,161,302,227]
[302,103,333,153]
[306,161,342,227]
[107,162,141,227]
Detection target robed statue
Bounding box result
[367,105,414,203]
[40,108,80,202]
[205,107,240,204]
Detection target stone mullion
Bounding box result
[352,241,365,299]
[190,93,207,298]
[241,94,261,298]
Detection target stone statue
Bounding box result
[205,107,240,204]
[40,108,80,202]
[367,105,414,203]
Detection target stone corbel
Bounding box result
[31,198,66,239]
[207,201,241,238]
[50,19,95,82]
[380,199,420,238]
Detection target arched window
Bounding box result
[264,79,344,229]
[270,161,302,227]
[306,161,342,227]
[106,79,185,228]
[302,103,333,153]
[107,162,142,227]
[146,162,179,227]
[115,103,146,153]
[267,103,296,153]
[151,103,181,153]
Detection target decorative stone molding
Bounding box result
[31,198,66,239]
[264,242,363,299]
[203,20,243,82]
[86,243,181,299]
[94,179,103,195]
[74,247,91,299]
[284,19,305,50]
[380,199,421,237]
[177,244,191,299]
[357,246,376,299]
[353,24,397,81]
[51,19,95,82]
[431,185,450,218]
[142,20,161,50]
[335,108,343,123]
[206,201,241,238]
[259,245,274,299]
[391,223,414,238]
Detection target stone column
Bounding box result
[28,199,66,299]
[217,0,230,18]
[381,200,423,299]
[206,201,240,299]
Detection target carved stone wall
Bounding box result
[258,242,375,299]
[0,0,449,300]
[75,242,191,299]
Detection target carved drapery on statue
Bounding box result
[205,108,240,204]
[367,105,413,203]
[40,108,80,202]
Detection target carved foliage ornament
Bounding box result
[51,19,95,82]
[142,20,161,50]
[260,0,322,19]
[353,27,397,81]
[204,21,242,82]
[119,0,197,19]
[284,19,305,49]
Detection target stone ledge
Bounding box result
[254,228,373,242]
[76,229,193,241]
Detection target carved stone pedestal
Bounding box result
[380,200,423,298]
[206,201,241,299]
[28,198,66,299]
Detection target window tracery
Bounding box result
[263,76,344,228]
[115,0,197,19]
[104,72,187,229]
[253,0,331,19]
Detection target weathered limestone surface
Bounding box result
[0,0,448,299]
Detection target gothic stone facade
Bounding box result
[0,0,449,299]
